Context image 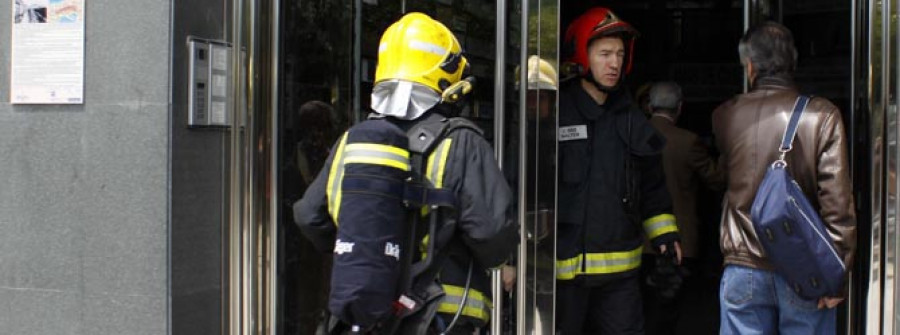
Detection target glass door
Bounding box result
[512,0,558,334]
[269,1,561,334]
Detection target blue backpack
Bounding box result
[324,114,477,332]
[750,95,846,300]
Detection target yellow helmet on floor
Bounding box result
[375,12,468,94]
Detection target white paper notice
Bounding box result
[11,0,85,104]
[211,101,226,125]
[212,74,227,98]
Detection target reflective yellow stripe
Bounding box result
[420,234,429,260]
[426,139,453,188]
[437,285,491,322]
[343,143,411,171]
[345,143,410,159]
[556,246,643,280]
[326,133,349,224]
[421,138,453,218]
[643,214,678,240]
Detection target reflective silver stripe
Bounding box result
[438,285,491,321]
[557,257,634,274]
[643,214,678,239]
[441,292,488,311]
[645,219,676,236]
[409,40,448,56]
[556,247,643,280]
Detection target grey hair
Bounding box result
[738,21,797,78]
[648,81,682,110]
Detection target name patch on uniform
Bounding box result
[559,125,588,141]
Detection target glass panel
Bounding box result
[521,0,558,333]
[881,0,900,331]
[277,1,503,333]
[868,0,887,332]
[505,0,559,333]
[277,1,353,334]
[497,0,523,333]
[782,0,858,331]
[232,0,279,333]
[755,1,860,332]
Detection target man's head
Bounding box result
[522,55,558,119]
[738,21,797,85]
[563,7,638,91]
[525,55,558,92]
[635,82,654,116]
[587,37,625,88]
[648,81,682,121]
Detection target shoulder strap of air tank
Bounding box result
[407,114,483,156]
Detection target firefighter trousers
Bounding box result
[556,273,644,335]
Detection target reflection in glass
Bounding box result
[864,0,886,332]
[278,1,353,334]
[512,0,558,334]
[278,1,505,333]
[888,0,899,332]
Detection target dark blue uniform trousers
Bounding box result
[556,273,644,335]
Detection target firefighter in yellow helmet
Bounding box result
[294,12,517,335]
[501,55,558,302]
[523,55,559,119]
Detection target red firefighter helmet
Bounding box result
[563,7,638,76]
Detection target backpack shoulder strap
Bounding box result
[407,114,483,156]
[401,115,477,209]
[780,95,811,154]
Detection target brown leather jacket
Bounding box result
[712,76,856,275]
[649,115,724,258]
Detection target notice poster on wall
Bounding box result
[10,0,85,104]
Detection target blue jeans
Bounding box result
[719,265,836,335]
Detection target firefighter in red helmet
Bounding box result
[556,7,681,334]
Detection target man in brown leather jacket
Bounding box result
[712,22,856,334]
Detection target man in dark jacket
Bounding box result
[294,12,517,334]
[556,7,681,334]
[712,21,856,334]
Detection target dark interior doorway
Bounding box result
[562,1,853,334]
[274,1,854,334]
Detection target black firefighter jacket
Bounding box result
[294,110,518,328]
[557,81,678,285]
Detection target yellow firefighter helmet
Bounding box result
[374,12,469,94]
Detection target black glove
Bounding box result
[645,246,686,300]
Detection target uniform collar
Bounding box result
[573,83,630,121]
